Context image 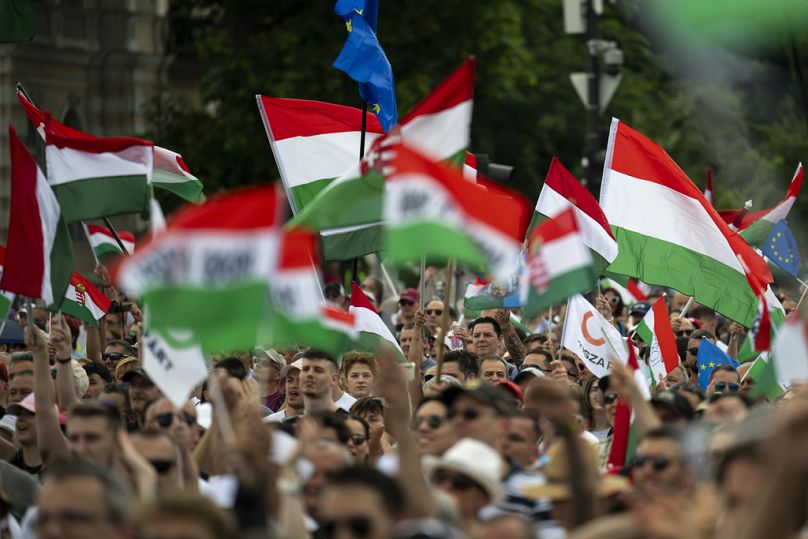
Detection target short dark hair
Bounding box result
[213,357,247,380]
[351,396,385,418]
[443,350,480,378]
[301,348,338,369]
[708,364,739,382]
[312,412,351,444]
[689,329,715,342]
[83,362,112,384]
[99,382,131,410]
[69,401,122,431]
[511,410,541,443]
[106,339,136,356]
[640,425,682,445]
[136,493,236,539]
[469,317,502,337]
[346,414,370,439]
[400,323,432,342]
[324,466,404,518]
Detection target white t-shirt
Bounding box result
[334,391,357,412]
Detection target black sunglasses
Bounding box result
[102,352,125,362]
[604,393,620,405]
[413,414,444,430]
[149,459,176,474]
[425,309,443,316]
[447,408,480,421]
[349,434,367,446]
[687,347,700,356]
[714,382,740,393]
[320,516,373,538]
[633,454,672,472]
[432,469,479,490]
[399,299,415,306]
[155,412,196,428]
[675,330,690,337]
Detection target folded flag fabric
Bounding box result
[600,277,648,307]
[288,58,475,260]
[737,288,785,362]
[142,330,209,409]
[561,294,628,378]
[606,341,643,472]
[86,224,135,257]
[600,118,772,327]
[635,297,680,383]
[0,0,34,43]
[0,247,15,319]
[737,163,803,246]
[60,273,111,325]
[532,157,618,274]
[383,145,529,279]
[115,185,283,354]
[349,282,405,361]
[333,0,397,131]
[696,338,739,390]
[762,219,800,277]
[262,229,357,359]
[1,126,72,308]
[768,318,808,393]
[523,208,594,317]
[45,117,153,223]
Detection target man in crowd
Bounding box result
[393,288,419,331]
[265,359,304,422]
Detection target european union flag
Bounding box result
[762,219,800,277]
[696,338,739,390]
[333,0,397,132]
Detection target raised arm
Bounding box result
[28,323,69,465]
[52,317,81,409]
[495,309,526,364]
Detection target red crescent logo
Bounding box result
[581,311,605,346]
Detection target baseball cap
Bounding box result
[83,362,112,384]
[280,358,303,378]
[399,288,420,303]
[254,348,285,371]
[121,367,154,386]
[495,380,523,401]
[629,301,652,317]
[8,393,64,424]
[440,379,516,416]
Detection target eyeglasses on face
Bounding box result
[603,393,621,405]
[425,309,443,316]
[155,412,196,428]
[675,330,691,337]
[633,454,672,472]
[102,352,125,362]
[687,348,700,356]
[319,516,373,538]
[412,414,444,430]
[399,299,415,307]
[714,382,740,393]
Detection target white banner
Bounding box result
[562,294,628,378]
[143,330,208,409]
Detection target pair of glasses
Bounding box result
[604,393,621,405]
[320,516,373,538]
[633,454,672,472]
[155,412,196,428]
[399,299,415,307]
[413,414,444,430]
[714,382,740,393]
[432,469,480,491]
[447,408,481,421]
[607,296,620,304]
[149,459,176,475]
[349,434,367,446]
[675,330,691,337]
[102,352,125,362]
[687,348,700,356]
[425,309,443,316]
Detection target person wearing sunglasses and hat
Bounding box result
[393,288,420,332]
[631,426,692,497]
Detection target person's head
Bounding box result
[252,348,284,389]
[212,356,247,381]
[602,288,625,318]
[144,397,197,452]
[480,355,508,383]
[121,365,160,413]
[301,439,353,520]
[582,376,603,426]
[469,317,503,357]
[686,330,716,368]
[83,363,113,400]
[632,426,689,495]
[663,364,688,387]
[691,306,718,335]
[704,393,750,423]
[708,365,741,395]
[361,276,384,308]
[103,340,135,374]
[130,430,182,494]
[442,349,480,381]
[503,411,540,468]
[424,300,446,330]
[98,383,131,416]
[674,317,695,338]
[559,352,580,383]
[8,351,33,379]
[319,466,403,539]
[737,363,755,392]
[342,352,377,399]
[135,493,237,539]
[716,444,765,527]
[398,323,430,358]
[37,454,133,539]
[67,402,121,466]
[649,391,695,427]
[669,381,706,410]
[12,403,37,447]
[397,288,419,319]
[522,350,552,373]
[442,382,512,448]
[350,397,386,445]
[343,415,370,465]
[8,372,33,405]
[301,349,339,401]
[598,376,620,427]
[281,361,304,412]
[413,396,455,457]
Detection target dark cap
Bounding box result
[440,379,516,416]
[83,362,112,384]
[121,367,154,386]
[629,301,652,317]
[650,390,694,420]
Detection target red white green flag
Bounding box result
[635,297,680,382]
[115,185,283,353]
[86,224,135,257]
[600,118,772,326]
[61,273,111,325]
[1,126,73,308]
[348,282,405,362]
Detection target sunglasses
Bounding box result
[155,412,196,428]
[607,296,620,304]
[714,382,740,393]
[102,352,125,362]
[687,348,700,356]
[149,459,176,475]
[399,299,415,307]
[425,309,443,316]
[675,330,691,337]
[432,469,480,491]
[349,434,367,446]
[633,454,672,472]
[604,393,621,405]
[447,407,481,422]
[413,414,444,430]
[320,516,373,538]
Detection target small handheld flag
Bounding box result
[696,338,739,390]
[762,219,800,277]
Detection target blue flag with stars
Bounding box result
[762,219,800,277]
[333,0,397,132]
[697,338,739,390]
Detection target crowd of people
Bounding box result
[0,265,805,539]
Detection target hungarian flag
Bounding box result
[635,297,679,383]
[262,229,357,359]
[383,145,529,279]
[532,157,618,274]
[61,273,111,325]
[600,277,648,306]
[739,163,803,246]
[737,289,785,362]
[115,185,283,354]
[287,58,476,260]
[606,342,643,473]
[600,118,772,327]
[349,282,405,361]
[45,118,153,223]
[18,90,204,203]
[749,317,808,400]
[523,208,595,317]
[1,126,72,308]
[86,224,135,257]
[0,247,15,318]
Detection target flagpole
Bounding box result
[349,102,370,285]
[556,299,570,361]
[82,222,100,266]
[679,297,694,319]
[376,254,398,297]
[796,278,808,309]
[418,256,426,310]
[102,217,130,256]
[434,258,454,382]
